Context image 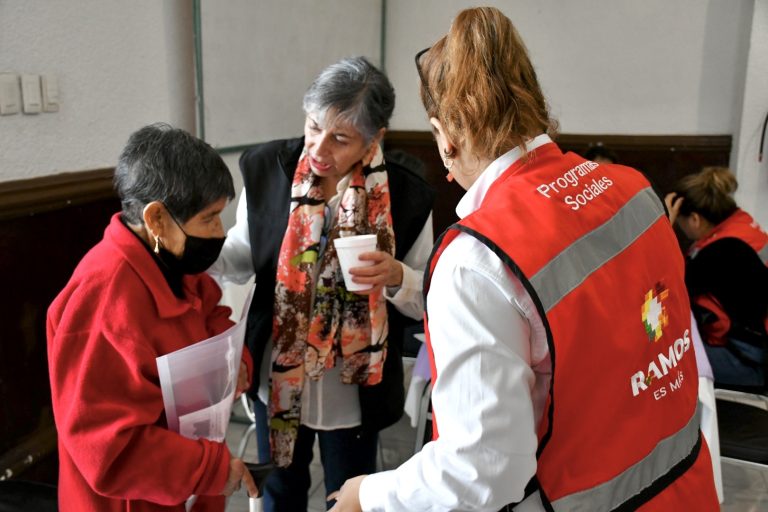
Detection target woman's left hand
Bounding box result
[328,475,366,512]
[349,251,403,293]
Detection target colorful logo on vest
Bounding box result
[641,282,669,342]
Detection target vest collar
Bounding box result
[456,133,553,219]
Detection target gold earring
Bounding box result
[442,147,455,170]
[154,236,161,254]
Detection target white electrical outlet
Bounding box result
[0,73,21,115]
[21,74,42,114]
[42,74,59,112]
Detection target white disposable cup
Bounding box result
[334,234,378,292]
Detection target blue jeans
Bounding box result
[251,397,271,463]
[704,338,765,389]
[262,424,378,511]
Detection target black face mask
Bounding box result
[158,213,226,275]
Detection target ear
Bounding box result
[142,201,167,239]
[362,128,386,166]
[689,212,715,239]
[429,117,455,157]
[689,212,703,230]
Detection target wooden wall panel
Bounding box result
[0,170,119,482]
[556,134,732,196]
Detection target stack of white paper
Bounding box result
[157,290,253,442]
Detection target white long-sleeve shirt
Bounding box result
[360,134,554,512]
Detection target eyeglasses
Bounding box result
[414,47,436,111]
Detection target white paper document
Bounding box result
[177,393,236,442]
[157,289,253,442]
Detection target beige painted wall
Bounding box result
[0,0,196,182]
[0,0,764,227]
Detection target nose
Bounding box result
[311,132,332,158]
[212,216,225,238]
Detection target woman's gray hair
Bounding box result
[114,123,234,225]
[302,56,395,142]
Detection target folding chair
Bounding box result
[715,388,768,470]
[414,381,433,453]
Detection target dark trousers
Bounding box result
[252,397,271,463]
[703,338,765,389]
[262,424,378,511]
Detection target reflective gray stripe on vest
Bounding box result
[758,243,768,265]
[530,188,665,313]
[550,404,701,512]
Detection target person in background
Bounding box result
[666,166,768,390]
[47,123,257,511]
[331,7,718,511]
[583,144,618,165]
[583,145,668,204]
[209,56,434,511]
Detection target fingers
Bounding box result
[349,251,403,287]
[347,259,389,289]
[240,463,258,498]
[664,193,683,211]
[357,250,387,261]
[664,192,683,225]
[236,361,249,397]
[327,475,365,511]
[223,458,259,498]
[348,260,387,275]
[348,275,386,293]
[350,251,390,276]
[221,482,236,497]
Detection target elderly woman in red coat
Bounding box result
[47,123,257,511]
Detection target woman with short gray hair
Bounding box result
[302,57,395,143]
[48,123,257,510]
[210,56,434,510]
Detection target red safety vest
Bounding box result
[424,143,718,511]
[688,208,768,265]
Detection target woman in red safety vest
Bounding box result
[666,166,768,391]
[331,7,719,512]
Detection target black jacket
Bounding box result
[687,238,768,340]
[240,137,435,431]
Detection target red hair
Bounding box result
[418,7,557,160]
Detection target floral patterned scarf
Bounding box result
[270,146,395,466]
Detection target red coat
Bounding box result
[425,143,718,510]
[47,214,251,511]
